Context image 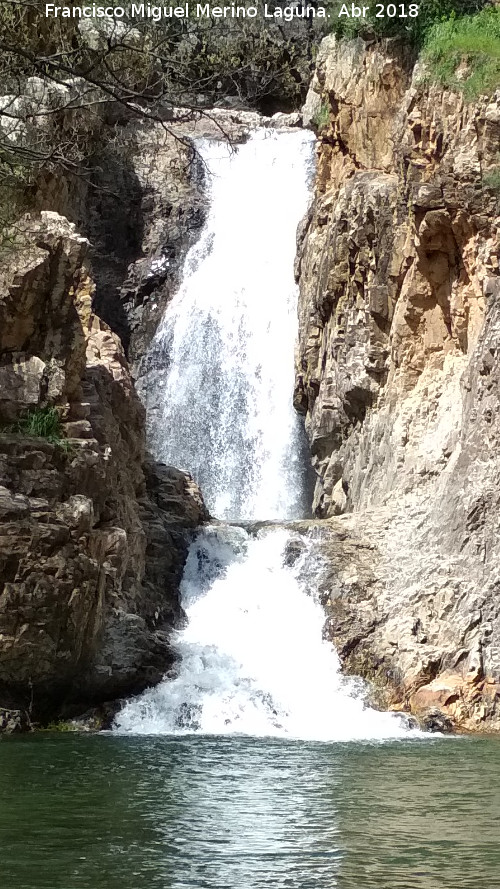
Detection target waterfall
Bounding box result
[116,526,414,740]
[143,129,313,521]
[116,127,418,741]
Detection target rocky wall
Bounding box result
[0,212,207,728]
[295,35,500,730]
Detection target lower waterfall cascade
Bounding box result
[115,526,416,740]
[115,128,419,741]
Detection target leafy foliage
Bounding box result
[327,0,490,47]
[422,6,500,98]
[0,0,327,228]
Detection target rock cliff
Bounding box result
[295,36,500,730]
[0,212,207,728]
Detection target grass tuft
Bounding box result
[14,406,63,440]
[0,405,71,448]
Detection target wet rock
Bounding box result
[0,706,31,734]
[389,711,419,732]
[62,701,122,732]
[419,709,454,734]
[283,538,306,567]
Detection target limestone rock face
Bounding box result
[296,36,500,730]
[0,213,208,724]
[84,122,206,377]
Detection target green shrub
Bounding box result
[40,721,78,733]
[483,169,500,191]
[327,0,489,47]
[422,6,500,98]
[12,406,63,441]
[311,101,331,133]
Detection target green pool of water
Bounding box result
[1,733,499,888]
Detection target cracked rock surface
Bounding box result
[0,213,208,725]
[296,35,500,730]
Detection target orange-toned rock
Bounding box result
[299,35,500,733]
[410,673,465,713]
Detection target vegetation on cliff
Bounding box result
[327,0,499,101]
[1,0,498,233]
[7,406,63,440]
[422,5,500,98]
[328,0,491,44]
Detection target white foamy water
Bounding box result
[116,129,419,742]
[115,527,416,740]
[143,129,314,521]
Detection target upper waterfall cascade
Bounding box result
[116,129,418,741]
[144,129,313,522]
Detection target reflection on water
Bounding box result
[0,734,499,889]
[335,740,500,889]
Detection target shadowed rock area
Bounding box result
[0,213,208,728]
